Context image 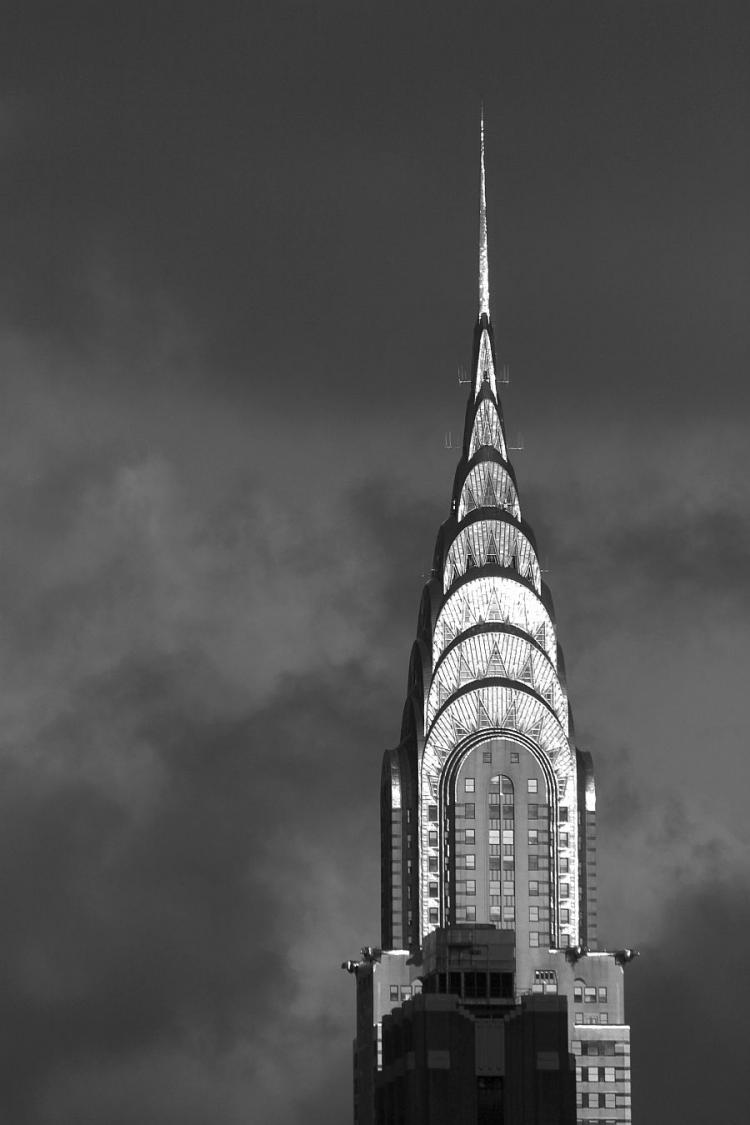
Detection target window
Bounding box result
[465,906,476,921]
[464,803,475,819]
[560,908,570,924]
[560,882,570,899]
[599,1013,608,1025]
[428,805,438,822]
[528,830,538,845]
[560,857,569,873]
[390,985,399,1001]
[510,751,519,763]
[574,983,583,1003]
[483,750,492,763]
[529,932,539,947]
[428,831,438,847]
[528,881,539,895]
[598,986,608,1002]
[529,906,539,922]
[466,880,476,895]
[490,906,501,919]
[466,854,476,869]
[465,777,475,793]
[489,856,501,870]
[489,881,501,895]
[560,832,569,847]
[488,792,500,806]
[559,807,569,822]
[604,1067,615,1082]
[429,882,438,897]
[528,803,538,819]
[527,779,538,794]
[529,855,539,870]
[429,856,438,872]
[465,829,475,845]
[585,987,596,1003]
[575,1013,583,1025]
[400,986,411,1000]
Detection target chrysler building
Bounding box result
[346,114,636,1125]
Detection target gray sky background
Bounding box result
[1,3,749,1122]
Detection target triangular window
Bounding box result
[482,475,497,508]
[462,601,474,627]
[487,644,506,678]
[534,623,546,647]
[466,548,477,570]
[464,486,477,513]
[477,697,493,729]
[519,660,533,686]
[486,533,500,567]
[487,592,502,621]
[443,621,455,646]
[458,656,473,685]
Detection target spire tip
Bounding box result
[479,105,490,322]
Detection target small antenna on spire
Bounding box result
[479,102,490,322]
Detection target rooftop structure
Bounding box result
[346,111,636,1125]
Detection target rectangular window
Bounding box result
[465,828,475,844]
[502,830,514,844]
[527,778,538,794]
[428,831,438,846]
[529,855,539,870]
[489,881,501,896]
[604,1067,615,1082]
[573,984,583,1003]
[560,908,570,924]
[489,792,500,805]
[586,1066,598,1082]
[528,880,539,895]
[465,905,476,921]
[529,932,539,947]
[528,829,538,845]
[428,805,438,822]
[400,986,411,1000]
[465,777,475,793]
[489,856,501,870]
[428,856,438,872]
[560,882,570,899]
[488,830,500,845]
[482,750,492,763]
[527,803,538,819]
[464,803,475,819]
[560,832,569,847]
[510,751,519,763]
[584,987,596,1003]
[466,854,476,869]
[559,807,569,822]
[529,906,539,922]
[559,857,569,873]
[598,986,608,1002]
[605,1093,616,1108]
[429,882,438,897]
[575,1013,583,1025]
[466,880,476,895]
[489,906,501,920]
[599,1013,608,1024]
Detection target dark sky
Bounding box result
[1,3,749,1122]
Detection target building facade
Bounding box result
[346,115,636,1125]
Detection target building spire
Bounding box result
[479,104,490,322]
